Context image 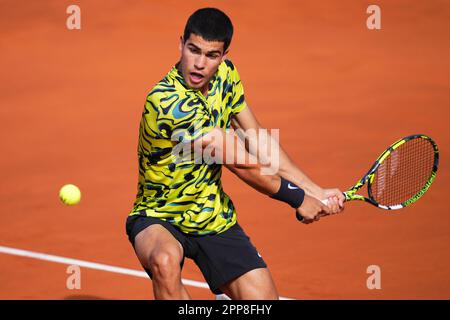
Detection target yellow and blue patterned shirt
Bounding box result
[130,59,247,235]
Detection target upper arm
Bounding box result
[230,105,262,132]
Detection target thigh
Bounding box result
[192,223,272,297]
[219,267,279,300]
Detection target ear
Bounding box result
[222,49,229,62]
[179,36,184,52]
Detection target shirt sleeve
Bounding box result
[145,91,214,143]
[229,63,248,115]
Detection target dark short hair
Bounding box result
[183,8,234,52]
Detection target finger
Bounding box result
[318,212,328,218]
[327,197,338,214]
[333,195,345,213]
[308,212,320,221]
[296,211,315,224]
[328,197,336,213]
[302,216,313,224]
[338,193,345,207]
[321,203,331,215]
[333,196,339,213]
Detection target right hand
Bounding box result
[296,194,331,224]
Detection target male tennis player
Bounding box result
[126,8,344,300]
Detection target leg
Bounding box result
[219,267,279,300]
[192,223,275,299]
[134,224,191,300]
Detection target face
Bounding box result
[179,33,227,94]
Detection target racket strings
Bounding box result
[371,138,435,206]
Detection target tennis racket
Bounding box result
[296,134,439,222]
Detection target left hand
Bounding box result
[319,188,345,214]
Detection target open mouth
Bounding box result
[189,72,204,84]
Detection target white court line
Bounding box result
[0,245,293,300]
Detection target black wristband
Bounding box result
[270,177,305,209]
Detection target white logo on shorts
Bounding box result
[257,252,262,258]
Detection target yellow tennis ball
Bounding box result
[59,184,81,205]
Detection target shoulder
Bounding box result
[146,78,176,104]
[217,59,242,82]
[222,59,237,71]
[145,77,188,116]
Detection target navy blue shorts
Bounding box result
[125,212,267,294]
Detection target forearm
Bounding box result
[276,146,322,197]
[230,106,331,203]
[240,127,323,198]
[225,161,280,196]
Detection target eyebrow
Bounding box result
[187,43,222,55]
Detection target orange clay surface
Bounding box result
[1,0,449,299]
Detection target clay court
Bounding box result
[1,0,449,299]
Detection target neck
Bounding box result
[200,85,208,97]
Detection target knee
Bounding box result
[148,248,181,279]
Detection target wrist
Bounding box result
[304,185,323,198]
[270,177,305,208]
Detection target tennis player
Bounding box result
[126,8,344,300]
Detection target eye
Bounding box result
[188,46,200,54]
